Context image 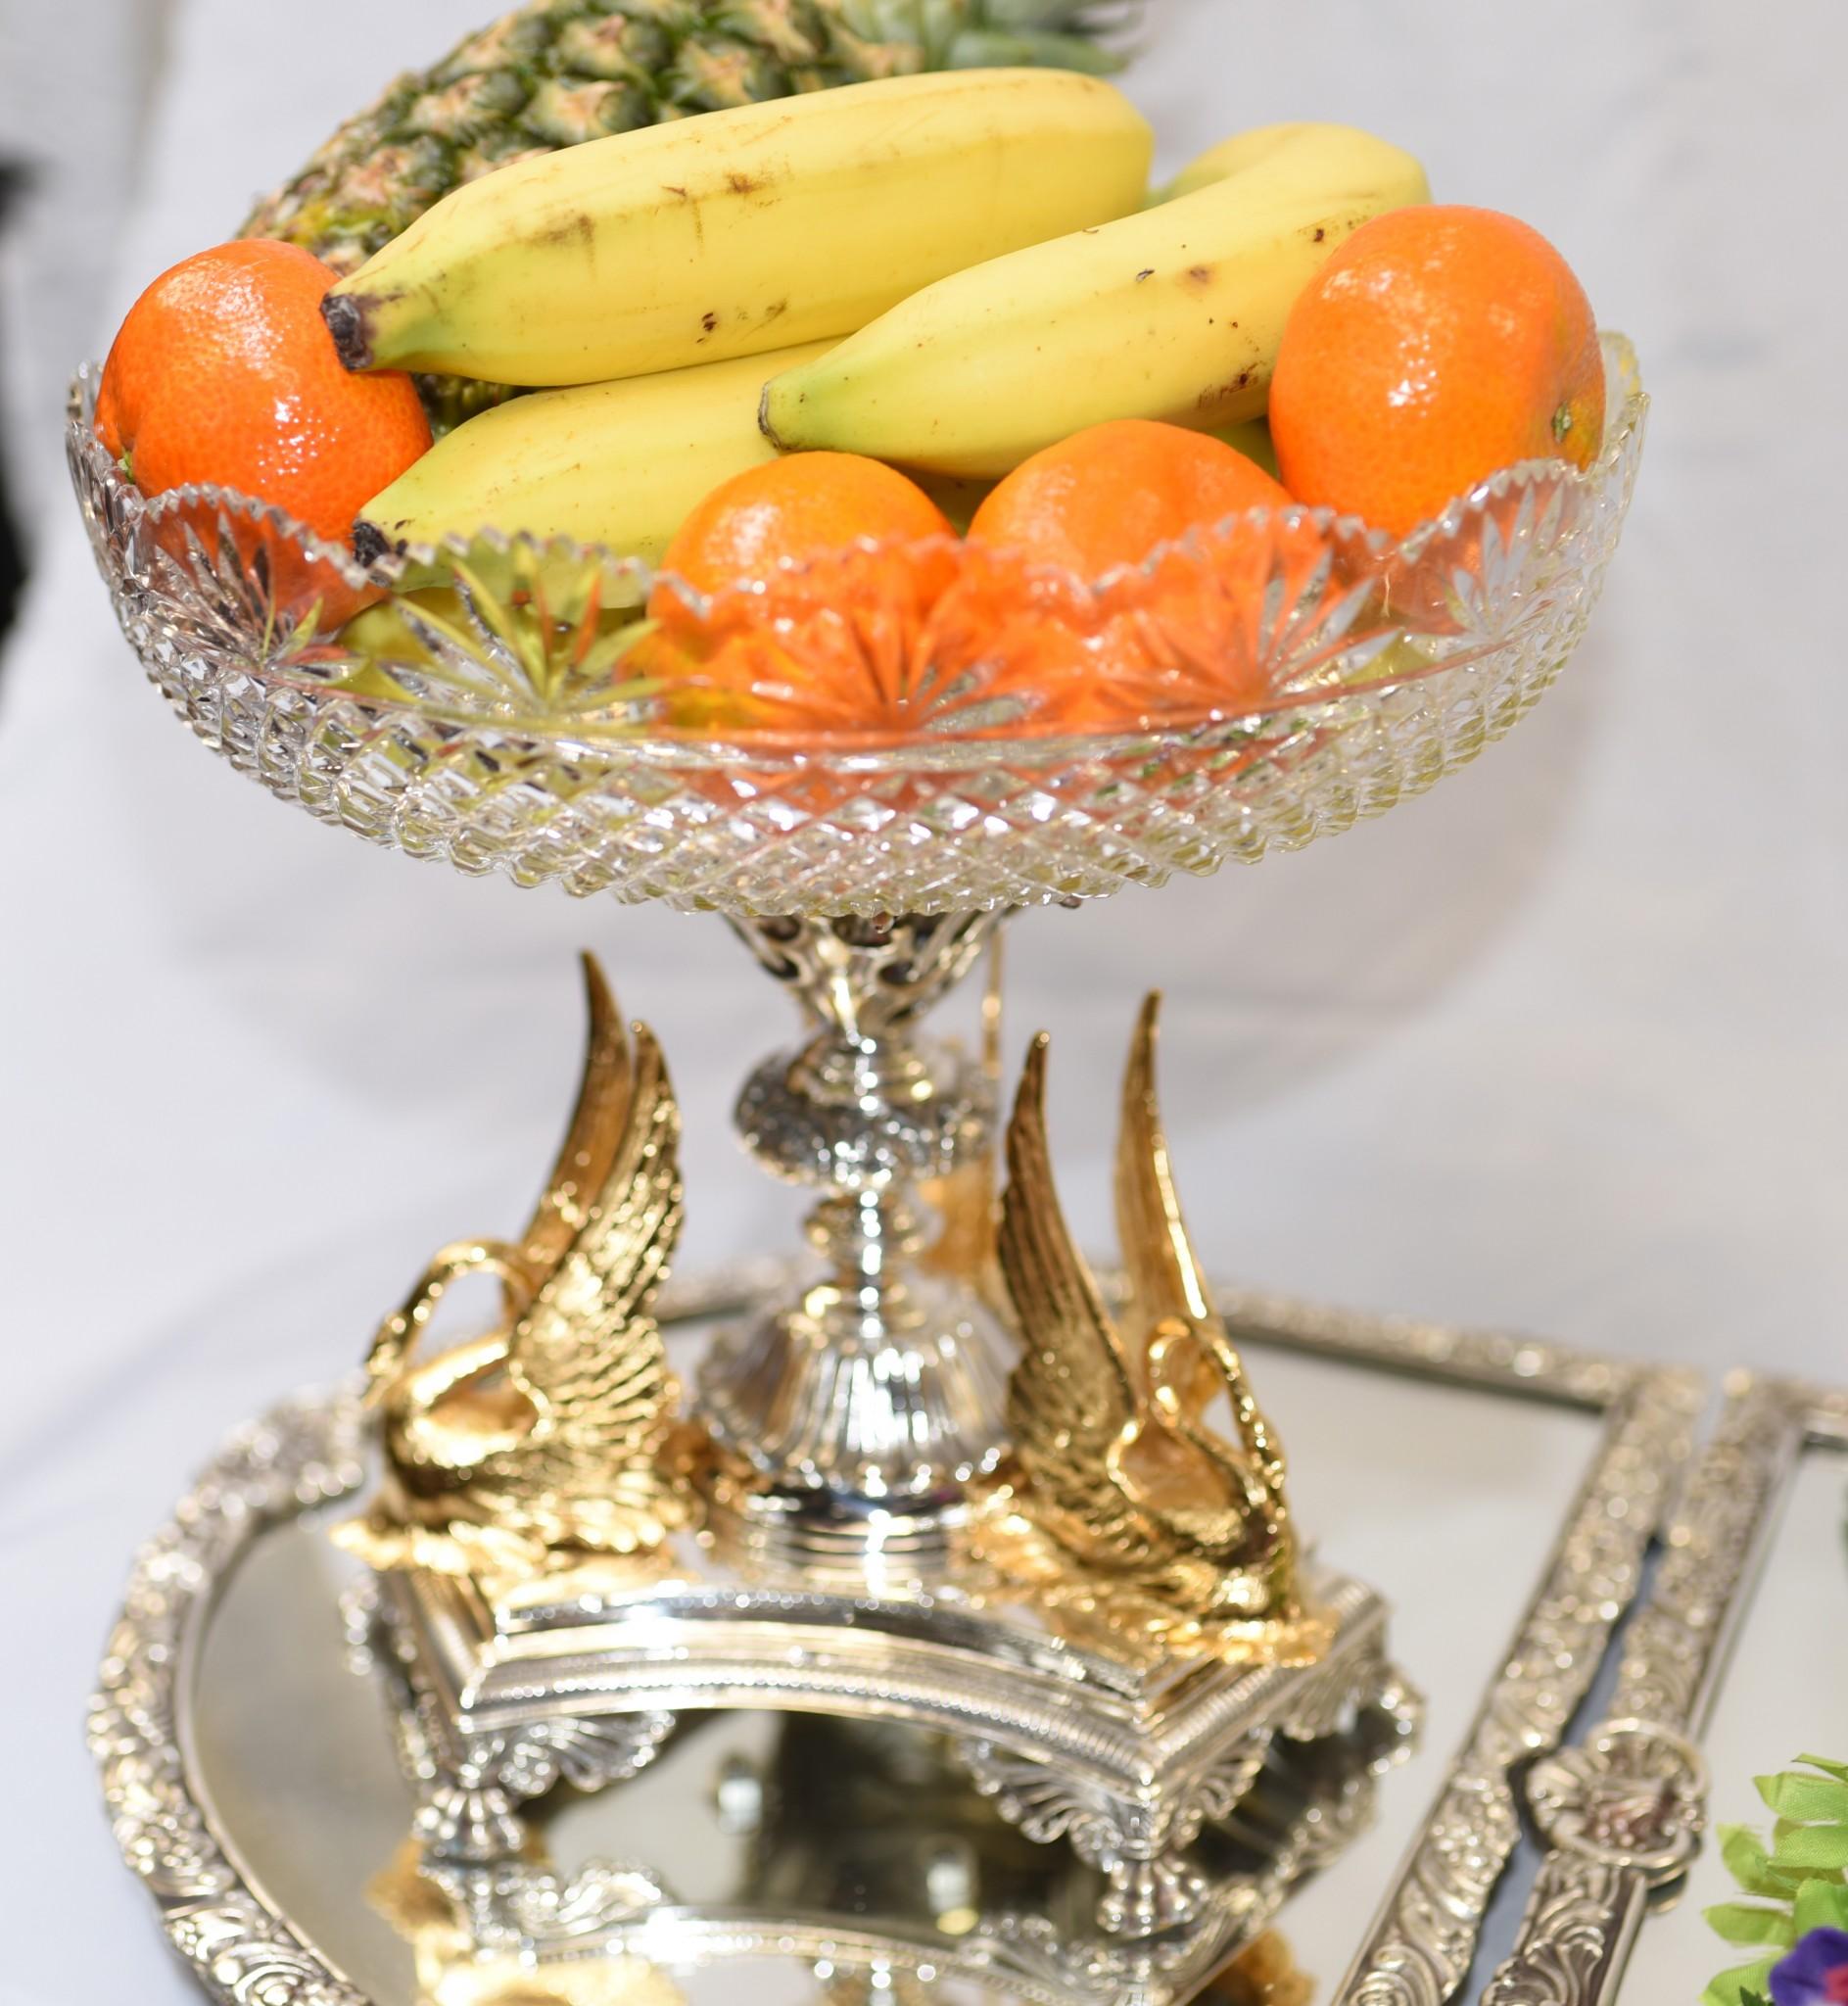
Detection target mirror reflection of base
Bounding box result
[359,1539,1417,1949]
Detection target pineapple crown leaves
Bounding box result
[833,0,1141,72]
[1703,1755,1848,2006]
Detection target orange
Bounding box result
[651,453,952,606]
[955,419,1324,730]
[641,453,954,735]
[1269,206,1603,539]
[96,240,431,549]
[967,419,1294,576]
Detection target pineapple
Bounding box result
[243,0,1133,431]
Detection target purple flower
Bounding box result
[1772,1928,1848,2006]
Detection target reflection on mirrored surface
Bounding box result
[193,1510,1410,2004]
[1185,1331,1602,1976]
[1614,1428,1848,2004]
[183,1325,1614,2004]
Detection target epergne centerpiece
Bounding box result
[72,16,1650,1992]
[71,331,1641,1972]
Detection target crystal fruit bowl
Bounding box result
[68,334,1646,1553]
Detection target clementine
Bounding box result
[967,419,1293,576]
[958,419,1324,729]
[651,453,952,606]
[1268,206,1603,539]
[96,240,431,549]
[641,452,954,734]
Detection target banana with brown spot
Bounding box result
[324,70,1153,388]
[760,123,1430,479]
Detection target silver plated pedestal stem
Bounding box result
[697,912,1014,1559]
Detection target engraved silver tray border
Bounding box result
[89,1264,1706,2006]
[1482,1371,1848,2006]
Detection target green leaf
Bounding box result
[1721,1825,1787,1898]
[1704,1903,1795,1948]
[1773,1824,1848,1872]
[1793,1875,1848,1934]
[1701,1958,1777,2006]
[1757,1771,1848,1822]
[1799,1754,1848,1783]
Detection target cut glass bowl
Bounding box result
[68,336,1644,921]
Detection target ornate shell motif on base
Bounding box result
[335,954,697,1598]
[971,995,1333,1670]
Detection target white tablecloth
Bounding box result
[3,0,1845,1991]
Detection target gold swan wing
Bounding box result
[497,1019,685,1548]
[998,1033,1145,1550]
[1114,991,1223,1417]
[1114,992,1292,1513]
[1115,993,1216,1334]
[517,953,633,1286]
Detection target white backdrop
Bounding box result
[0,0,170,530]
[2,0,1846,1987]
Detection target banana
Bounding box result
[1212,417,1281,481]
[323,71,1153,387]
[354,343,831,572]
[760,123,1431,478]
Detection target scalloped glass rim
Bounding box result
[66,333,1644,767]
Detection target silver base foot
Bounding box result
[957,1630,1403,1935]
[357,1576,677,1865]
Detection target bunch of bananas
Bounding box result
[338,70,1428,569]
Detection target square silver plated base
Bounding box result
[363,1539,1414,1942]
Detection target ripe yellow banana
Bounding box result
[354,343,833,570]
[760,123,1431,478]
[324,71,1153,387]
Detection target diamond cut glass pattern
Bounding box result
[69,337,1644,919]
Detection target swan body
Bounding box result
[976,996,1326,1665]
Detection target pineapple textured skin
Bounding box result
[243,3,1133,426]
[249,3,1130,272]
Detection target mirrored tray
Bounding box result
[93,1267,1705,2006]
[1488,1371,1848,2006]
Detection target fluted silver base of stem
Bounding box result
[705,910,1016,1558]
[698,1273,1014,1566]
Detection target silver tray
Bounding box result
[1487,1369,1848,2005]
[92,1267,1708,2005]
